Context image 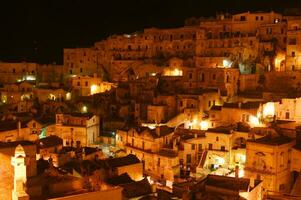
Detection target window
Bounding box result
[256,16,259,21]
[80,68,83,73]
[191,144,195,150]
[260,16,264,20]
[292,51,296,57]
[226,75,230,83]
[13,68,15,73]
[279,184,285,191]
[208,101,211,107]
[186,154,191,164]
[201,73,205,82]
[33,122,36,128]
[76,141,81,148]
[198,144,202,151]
[189,73,192,79]
[180,101,183,107]
[85,81,88,86]
[221,146,225,151]
[142,141,145,150]
[77,82,80,86]
[209,143,213,150]
[132,138,134,146]
[157,158,160,166]
[70,70,73,74]
[240,16,246,21]
[212,74,216,80]
[286,112,290,119]
[216,137,219,141]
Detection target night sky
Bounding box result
[0,0,300,64]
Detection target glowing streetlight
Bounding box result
[90,84,98,95]
[82,106,88,113]
[200,121,209,130]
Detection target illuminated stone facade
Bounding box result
[55,113,100,147]
[244,135,295,193]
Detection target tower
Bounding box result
[11,145,29,200]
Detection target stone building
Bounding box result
[116,126,179,183]
[244,135,295,193]
[55,113,100,147]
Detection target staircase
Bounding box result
[197,150,208,169]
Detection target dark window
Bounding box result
[198,144,202,151]
[221,146,225,151]
[261,16,264,20]
[189,73,192,79]
[85,81,88,86]
[216,137,219,141]
[279,184,285,191]
[240,16,246,21]
[80,68,83,73]
[77,82,80,86]
[13,68,15,73]
[212,74,216,80]
[201,73,205,82]
[209,143,213,150]
[292,51,296,57]
[186,154,191,163]
[76,141,81,148]
[191,144,195,150]
[286,112,290,119]
[157,158,160,166]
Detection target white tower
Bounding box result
[11,145,29,200]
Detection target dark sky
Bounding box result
[0,0,300,64]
